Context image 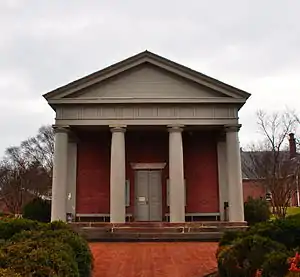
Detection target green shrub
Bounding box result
[47,220,72,231]
[11,229,93,277]
[261,251,291,277]
[217,214,300,276]
[22,198,51,222]
[0,218,43,240]
[0,268,21,276]
[218,235,286,277]
[218,230,244,247]
[0,238,79,276]
[246,215,300,250]
[244,197,271,226]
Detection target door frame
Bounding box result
[131,163,166,170]
[132,163,166,222]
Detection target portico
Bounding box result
[44,51,250,223]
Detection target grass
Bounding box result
[287,207,300,216]
[270,207,300,220]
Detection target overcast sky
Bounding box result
[1,0,299,155]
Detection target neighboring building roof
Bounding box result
[241,150,299,179]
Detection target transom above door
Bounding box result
[134,170,162,221]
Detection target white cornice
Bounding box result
[49,97,246,105]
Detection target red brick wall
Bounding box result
[243,179,265,201]
[126,130,169,216]
[242,179,299,206]
[183,131,219,213]
[76,130,110,214]
[76,129,220,216]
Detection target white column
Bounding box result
[110,126,126,223]
[225,125,244,222]
[51,126,69,222]
[217,136,229,221]
[168,126,185,223]
[66,141,77,220]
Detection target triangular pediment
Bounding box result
[65,64,227,100]
[44,51,250,105]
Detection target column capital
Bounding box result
[167,125,184,133]
[52,125,70,134]
[224,124,242,133]
[110,125,126,133]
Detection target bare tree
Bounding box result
[242,110,298,218]
[0,126,54,214]
[20,125,54,178]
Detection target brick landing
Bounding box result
[90,242,218,277]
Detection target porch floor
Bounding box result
[90,242,218,277]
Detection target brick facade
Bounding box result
[242,179,266,201]
[76,129,220,218]
[76,131,111,214]
[183,131,219,213]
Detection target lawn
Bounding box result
[287,206,300,216]
[270,206,300,220]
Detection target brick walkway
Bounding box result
[90,242,218,277]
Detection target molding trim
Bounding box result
[130,163,167,170]
[225,124,242,133]
[55,104,239,126]
[168,125,184,132]
[48,97,246,105]
[110,125,126,133]
[52,125,70,134]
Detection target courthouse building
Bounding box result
[44,51,250,223]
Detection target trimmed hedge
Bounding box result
[0,219,93,277]
[0,238,79,276]
[217,214,300,276]
[11,229,93,277]
[247,216,300,250]
[261,251,291,277]
[0,268,21,276]
[218,235,286,277]
[218,230,244,247]
[0,218,42,240]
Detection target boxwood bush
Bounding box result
[0,268,21,276]
[11,229,93,277]
[0,218,43,240]
[218,235,287,277]
[0,219,93,277]
[217,214,300,277]
[0,238,79,276]
[261,251,291,277]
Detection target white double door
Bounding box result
[134,170,162,221]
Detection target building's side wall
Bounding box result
[76,131,110,214]
[183,131,220,213]
[242,179,266,201]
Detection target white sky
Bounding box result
[1,0,300,155]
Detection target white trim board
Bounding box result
[130,163,166,170]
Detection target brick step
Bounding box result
[71,222,247,242]
[80,230,223,242]
[78,226,246,233]
[70,221,247,229]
